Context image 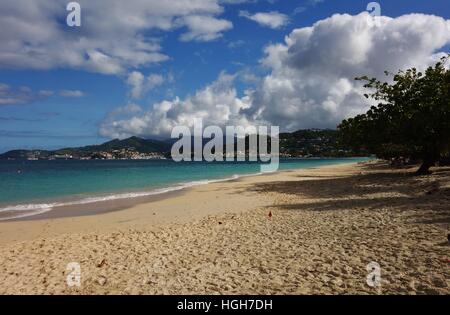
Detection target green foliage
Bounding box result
[1,130,360,159]
[280,129,361,157]
[0,137,172,159]
[338,55,450,174]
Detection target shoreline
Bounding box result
[0,169,261,222]
[0,162,362,245]
[0,158,366,222]
[0,160,448,294]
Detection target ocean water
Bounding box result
[0,158,369,220]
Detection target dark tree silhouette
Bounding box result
[339,55,450,175]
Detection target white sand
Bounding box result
[0,162,449,294]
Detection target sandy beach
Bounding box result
[0,161,449,294]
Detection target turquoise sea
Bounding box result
[0,158,369,220]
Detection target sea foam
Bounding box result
[0,173,257,221]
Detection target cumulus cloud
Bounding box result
[100,12,450,138]
[239,11,289,29]
[126,71,165,99]
[100,72,255,139]
[0,0,234,74]
[243,13,450,130]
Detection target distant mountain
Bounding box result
[0,137,172,160]
[55,136,172,156]
[0,129,359,160]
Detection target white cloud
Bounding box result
[148,74,165,90]
[0,0,234,74]
[101,12,450,138]
[38,90,55,97]
[0,83,84,105]
[59,90,84,97]
[126,71,165,99]
[243,13,450,130]
[0,84,46,105]
[218,0,251,3]
[293,0,325,17]
[179,15,233,42]
[0,84,26,105]
[100,72,255,139]
[219,0,276,4]
[293,7,306,15]
[227,39,246,49]
[239,11,289,29]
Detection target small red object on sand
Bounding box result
[268,211,272,219]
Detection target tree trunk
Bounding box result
[415,158,435,175]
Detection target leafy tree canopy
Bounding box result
[338,55,450,175]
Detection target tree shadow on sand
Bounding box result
[246,164,450,225]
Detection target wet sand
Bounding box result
[5,189,187,222]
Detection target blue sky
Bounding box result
[0,0,449,153]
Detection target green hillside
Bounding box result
[0,129,359,159]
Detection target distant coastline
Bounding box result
[0,129,366,161]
